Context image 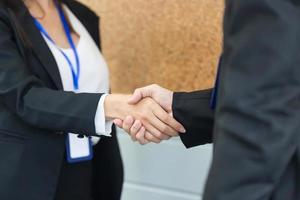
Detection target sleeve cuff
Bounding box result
[94,94,113,137]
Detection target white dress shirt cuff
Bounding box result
[94,94,113,137]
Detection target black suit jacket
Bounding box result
[173,0,300,199]
[173,89,214,147]
[0,1,123,200]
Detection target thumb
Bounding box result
[128,88,148,104]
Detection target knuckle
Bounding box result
[136,134,143,140]
[123,122,130,128]
[146,133,154,141]
[136,120,142,126]
[140,115,148,122]
[145,133,152,140]
[132,124,139,131]
[162,134,169,140]
[154,139,161,144]
[161,126,169,133]
[130,127,136,133]
[156,132,164,139]
[130,130,137,136]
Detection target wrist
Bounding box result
[163,90,174,112]
[104,94,131,120]
[170,91,174,105]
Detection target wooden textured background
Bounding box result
[78,0,224,93]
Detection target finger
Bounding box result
[123,116,134,134]
[148,103,180,136]
[130,120,142,141]
[128,89,143,104]
[143,119,169,140]
[128,85,153,104]
[145,132,162,144]
[163,135,171,140]
[148,112,178,137]
[113,119,123,128]
[136,127,149,145]
[153,107,186,134]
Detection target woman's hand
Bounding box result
[114,116,151,145]
[114,116,164,145]
[104,94,184,143]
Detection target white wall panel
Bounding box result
[122,182,200,200]
[117,129,212,200]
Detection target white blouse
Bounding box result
[42,5,112,145]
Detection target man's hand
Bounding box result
[128,84,174,112]
[114,84,185,144]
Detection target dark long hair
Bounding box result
[0,0,63,48]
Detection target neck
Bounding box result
[25,0,57,18]
[37,0,56,10]
[25,0,56,11]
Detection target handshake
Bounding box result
[104,84,186,145]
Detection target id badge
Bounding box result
[65,133,93,163]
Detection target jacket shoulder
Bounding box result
[0,6,15,34]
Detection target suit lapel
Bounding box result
[18,3,63,90]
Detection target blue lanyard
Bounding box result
[210,56,222,110]
[33,1,80,90]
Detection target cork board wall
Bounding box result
[78,0,224,93]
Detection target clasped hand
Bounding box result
[105,84,185,145]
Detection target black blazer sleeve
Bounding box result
[0,10,102,136]
[172,89,214,148]
[203,1,300,199]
